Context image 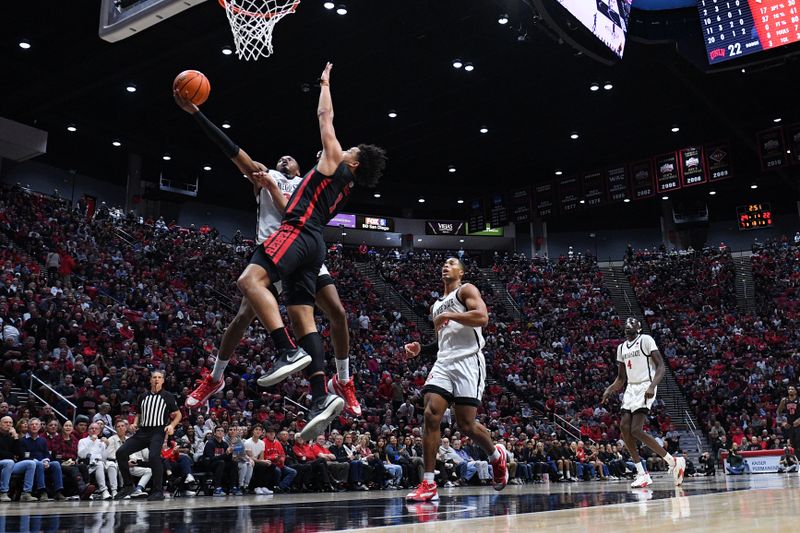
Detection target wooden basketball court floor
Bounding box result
[0,472,796,532]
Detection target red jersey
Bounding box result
[282,163,353,232]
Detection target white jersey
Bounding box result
[616,334,658,384]
[254,170,303,244]
[431,285,485,362]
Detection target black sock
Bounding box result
[310,374,326,399]
[298,332,326,399]
[270,327,296,350]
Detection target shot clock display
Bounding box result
[699,0,800,65]
[737,203,773,230]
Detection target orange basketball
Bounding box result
[173,70,210,106]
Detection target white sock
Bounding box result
[635,462,645,475]
[211,357,229,382]
[488,449,500,462]
[423,472,435,483]
[664,453,676,468]
[335,358,350,382]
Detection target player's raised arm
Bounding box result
[316,62,343,175]
[173,90,263,182]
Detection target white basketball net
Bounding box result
[220,0,300,61]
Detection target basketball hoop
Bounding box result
[218,0,300,60]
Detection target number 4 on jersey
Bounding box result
[627,359,633,370]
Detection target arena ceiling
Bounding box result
[1,1,799,222]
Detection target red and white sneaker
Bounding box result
[185,374,225,408]
[328,374,362,417]
[671,457,686,486]
[406,501,440,522]
[406,480,439,502]
[631,472,653,488]
[491,444,509,491]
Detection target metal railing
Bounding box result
[684,409,703,453]
[28,374,76,424]
[552,412,597,446]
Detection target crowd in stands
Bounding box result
[2,180,798,502]
[625,242,800,463]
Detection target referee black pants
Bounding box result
[116,428,165,492]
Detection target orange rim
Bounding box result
[218,0,299,19]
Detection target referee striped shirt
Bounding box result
[135,390,179,429]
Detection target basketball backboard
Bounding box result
[99,0,208,43]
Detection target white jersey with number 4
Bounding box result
[254,170,303,244]
[616,334,658,384]
[431,285,485,362]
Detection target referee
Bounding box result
[115,370,181,501]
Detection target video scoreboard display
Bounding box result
[699,0,800,65]
[737,203,773,230]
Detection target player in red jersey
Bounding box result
[238,63,386,441]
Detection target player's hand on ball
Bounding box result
[644,386,656,400]
[404,342,421,358]
[172,89,199,114]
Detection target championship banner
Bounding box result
[705,142,732,181]
[757,128,787,170]
[558,175,580,214]
[786,124,800,165]
[654,152,681,194]
[679,146,707,187]
[510,187,531,223]
[630,159,655,199]
[605,164,628,203]
[534,182,555,218]
[467,198,487,233]
[488,192,509,228]
[581,171,604,207]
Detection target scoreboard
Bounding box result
[699,0,800,65]
[736,203,773,230]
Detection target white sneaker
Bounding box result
[258,487,273,495]
[671,457,686,486]
[185,474,195,484]
[631,473,653,488]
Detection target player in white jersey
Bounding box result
[603,318,685,488]
[404,258,508,502]
[173,92,361,417]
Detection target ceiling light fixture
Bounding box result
[579,199,585,204]
[480,126,488,134]
[452,58,463,69]
[66,124,77,132]
[418,198,425,203]
[662,196,669,200]
[387,110,397,118]
[457,199,464,204]
[498,14,509,25]
[459,239,465,243]
[222,46,233,56]
[709,190,716,195]
[373,192,381,198]
[570,132,579,140]
[464,62,474,72]
[203,165,212,171]
[623,198,631,203]
[448,166,456,173]
[125,83,137,93]
[417,238,423,242]
[336,4,347,15]
[555,170,563,176]
[589,82,600,92]
[603,82,613,90]
[750,184,758,189]
[112,139,122,147]
[323,1,335,9]
[773,117,782,123]
[671,125,680,133]
[222,121,231,129]
[162,153,171,161]
[18,39,31,50]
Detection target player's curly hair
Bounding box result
[354,144,387,188]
